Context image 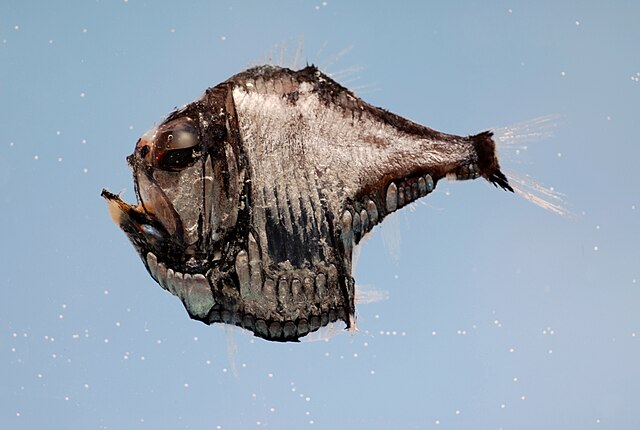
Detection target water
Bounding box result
[2,2,640,429]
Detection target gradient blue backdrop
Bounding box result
[2,1,640,429]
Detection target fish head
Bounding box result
[103,89,245,275]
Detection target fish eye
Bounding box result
[154,118,200,170]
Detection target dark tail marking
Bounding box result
[471,131,514,193]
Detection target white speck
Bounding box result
[374,314,379,319]
[593,246,599,251]
[557,152,562,158]
[431,331,437,336]
[58,314,63,320]
[575,20,580,26]
[370,370,375,375]
[509,347,515,353]
[268,373,273,378]
[513,377,518,382]
[37,373,43,379]
[315,5,320,10]
[305,397,311,402]
[607,116,612,121]
[455,410,460,415]
[561,71,566,77]
[104,289,109,295]
[193,336,198,341]
[82,28,87,33]
[56,130,61,136]
[633,332,637,337]
[80,92,85,98]
[10,347,16,352]
[115,321,121,327]
[156,339,162,344]
[83,168,88,173]
[322,1,327,5]
[508,9,513,14]
[205,359,212,365]
[9,141,14,146]
[221,36,226,41]
[129,125,134,130]
[183,383,189,388]
[548,349,553,354]
[353,353,358,358]
[14,25,19,31]
[48,39,54,44]
[501,404,506,409]
[140,356,145,361]
[256,421,261,426]
[34,155,39,160]
[216,426,222,430]
[435,420,440,425]
[84,383,89,389]
[222,368,228,373]
[596,419,601,424]
[103,338,109,344]
[521,395,526,400]
[81,139,87,144]
[309,420,314,425]
[270,407,275,412]
[64,396,70,401]
[16,412,20,417]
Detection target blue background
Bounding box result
[2,1,640,429]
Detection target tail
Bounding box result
[471,131,514,192]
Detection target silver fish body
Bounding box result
[102,65,512,342]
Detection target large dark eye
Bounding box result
[153,118,200,170]
[158,146,197,170]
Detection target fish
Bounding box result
[102,64,513,342]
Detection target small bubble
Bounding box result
[268,373,273,378]
[80,92,85,98]
[521,395,526,400]
[34,155,39,160]
[509,347,515,353]
[221,36,226,41]
[593,246,599,251]
[508,8,513,14]
[431,331,437,336]
[370,370,375,375]
[56,130,61,136]
[81,139,87,144]
[501,404,506,409]
[104,338,109,344]
[309,420,315,425]
[435,420,440,425]
[84,384,89,389]
[83,168,88,173]
[104,289,109,295]
[222,368,228,373]
[14,25,19,31]
[270,407,275,412]
[455,410,460,415]
[575,20,580,26]
[183,383,189,388]
[37,373,43,379]
[561,71,566,77]
[548,349,553,354]
[64,396,70,401]
[513,377,518,382]
[557,152,562,158]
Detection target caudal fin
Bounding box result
[471,131,514,192]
